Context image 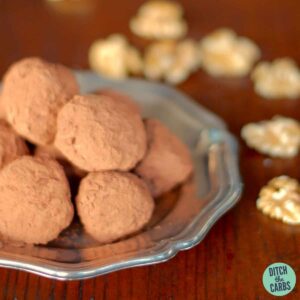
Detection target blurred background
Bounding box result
[1,0,300,71]
[1,0,300,136]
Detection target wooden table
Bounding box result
[0,0,300,299]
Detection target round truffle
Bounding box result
[76,171,154,243]
[1,57,79,145]
[0,121,29,170]
[135,119,193,197]
[0,156,74,244]
[55,94,147,172]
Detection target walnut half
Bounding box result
[143,39,201,84]
[251,58,300,99]
[88,34,143,79]
[130,0,187,40]
[198,28,260,77]
[257,176,300,225]
[241,116,300,158]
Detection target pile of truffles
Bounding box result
[0,57,193,245]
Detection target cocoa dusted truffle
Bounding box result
[0,121,29,170]
[135,119,193,197]
[0,156,74,244]
[55,94,147,172]
[1,57,79,145]
[76,171,154,243]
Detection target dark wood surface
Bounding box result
[0,0,300,299]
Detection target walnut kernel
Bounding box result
[251,58,300,99]
[130,0,187,40]
[143,39,201,84]
[241,116,300,158]
[88,34,143,79]
[199,28,260,77]
[257,176,300,225]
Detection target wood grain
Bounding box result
[0,0,300,299]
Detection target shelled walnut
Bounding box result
[241,116,300,158]
[88,34,143,79]
[144,39,200,84]
[198,28,260,77]
[251,58,300,99]
[130,0,187,40]
[257,176,300,225]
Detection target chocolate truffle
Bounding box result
[1,57,79,145]
[0,156,74,244]
[0,121,29,170]
[55,94,147,172]
[135,119,193,197]
[76,171,154,243]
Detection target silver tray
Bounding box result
[0,72,243,280]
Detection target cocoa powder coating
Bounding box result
[0,121,29,170]
[1,57,79,145]
[0,156,74,244]
[55,94,147,172]
[135,119,193,197]
[76,171,154,243]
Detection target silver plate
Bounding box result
[0,72,242,280]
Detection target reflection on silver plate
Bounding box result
[0,72,243,280]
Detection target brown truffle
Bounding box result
[0,156,74,244]
[76,171,154,243]
[0,121,29,170]
[1,57,79,145]
[55,94,147,172]
[135,119,193,197]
